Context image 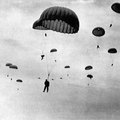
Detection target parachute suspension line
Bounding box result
[43,32,50,80]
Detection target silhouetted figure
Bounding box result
[97,45,100,49]
[41,55,45,60]
[111,63,113,66]
[55,60,57,62]
[110,24,112,27]
[43,79,50,92]
[11,78,12,80]
[7,75,9,77]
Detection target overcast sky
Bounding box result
[0,0,120,85]
[1,0,120,120]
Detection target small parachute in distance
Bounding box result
[64,65,70,68]
[50,48,57,53]
[87,74,93,79]
[111,3,120,14]
[16,79,23,82]
[32,6,79,34]
[92,27,105,37]
[108,48,117,54]
[85,65,93,70]
[6,63,12,67]
[9,65,18,69]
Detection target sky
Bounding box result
[0,0,120,120]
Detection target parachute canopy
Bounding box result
[87,74,93,79]
[50,48,57,53]
[111,3,120,13]
[64,65,70,68]
[6,63,12,66]
[33,6,79,34]
[92,27,105,37]
[108,48,117,54]
[16,79,23,82]
[85,65,93,70]
[9,65,18,69]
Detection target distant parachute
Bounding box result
[50,48,57,53]
[6,63,12,66]
[108,48,117,66]
[108,48,117,53]
[9,65,18,69]
[50,48,58,62]
[92,27,105,37]
[64,65,70,68]
[92,27,105,49]
[33,6,79,34]
[111,3,120,14]
[87,74,93,79]
[85,65,93,70]
[16,79,23,82]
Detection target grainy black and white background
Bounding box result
[0,0,120,120]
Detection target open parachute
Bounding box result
[92,27,105,37]
[9,65,18,69]
[108,48,117,54]
[33,6,79,34]
[50,48,57,53]
[111,3,120,14]
[85,65,93,70]
[6,63,12,67]
[16,79,23,83]
[87,74,93,79]
[64,65,70,68]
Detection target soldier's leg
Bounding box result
[47,86,49,92]
[43,86,47,92]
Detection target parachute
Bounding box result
[64,65,70,77]
[108,48,117,66]
[85,65,93,70]
[33,6,79,34]
[92,27,105,37]
[92,27,105,49]
[50,48,57,53]
[64,65,70,68]
[111,3,120,14]
[9,65,18,69]
[87,74,93,79]
[6,63,12,67]
[16,79,23,82]
[108,48,117,53]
